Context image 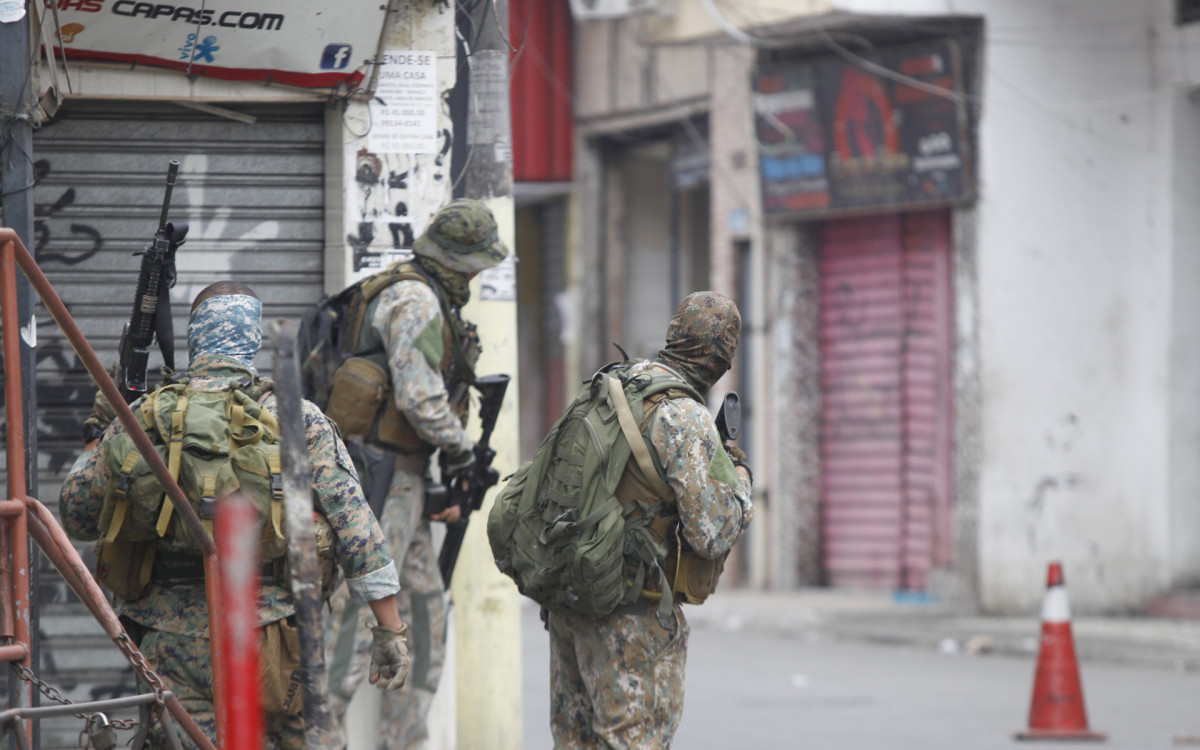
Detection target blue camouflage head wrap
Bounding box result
[187,294,262,367]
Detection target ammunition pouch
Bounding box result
[258,617,304,715]
[326,356,427,454]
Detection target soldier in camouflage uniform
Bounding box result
[547,291,754,749]
[324,199,508,749]
[60,282,412,750]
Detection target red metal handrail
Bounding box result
[0,228,220,750]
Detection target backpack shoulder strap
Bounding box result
[606,374,673,500]
[345,265,429,354]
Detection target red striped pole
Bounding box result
[215,492,264,749]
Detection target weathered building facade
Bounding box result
[566,0,1200,615]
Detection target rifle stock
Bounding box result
[715,391,741,442]
[437,373,510,588]
[117,160,188,403]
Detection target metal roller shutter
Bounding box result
[11,100,325,748]
[818,210,954,590]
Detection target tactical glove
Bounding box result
[724,442,747,465]
[82,366,121,443]
[443,446,476,484]
[724,441,754,490]
[369,622,411,691]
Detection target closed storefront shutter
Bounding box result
[14,100,325,747]
[818,210,954,590]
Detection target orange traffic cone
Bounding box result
[1015,562,1106,741]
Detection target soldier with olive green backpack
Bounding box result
[60,282,410,750]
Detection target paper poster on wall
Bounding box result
[368,50,440,155]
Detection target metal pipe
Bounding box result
[0,501,26,516]
[215,492,263,749]
[0,691,155,720]
[0,519,12,638]
[0,644,28,663]
[2,240,34,746]
[0,229,214,557]
[21,498,216,750]
[203,554,228,749]
[268,319,335,747]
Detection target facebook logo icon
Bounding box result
[320,44,352,70]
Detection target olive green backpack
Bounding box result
[486,362,701,620]
[95,381,287,599]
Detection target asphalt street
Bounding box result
[520,602,1200,749]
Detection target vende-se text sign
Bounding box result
[44,0,387,88]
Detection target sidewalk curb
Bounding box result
[685,590,1200,672]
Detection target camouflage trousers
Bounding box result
[548,603,690,749]
[325,466,448,750]
[138,628,303,750]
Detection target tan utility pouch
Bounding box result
[672,549,727,605]
[258,618,304,715]
[325,357,390,438]
[374,393,424,453]
[94,539,156,601]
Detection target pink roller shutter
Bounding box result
[818,210,954,589]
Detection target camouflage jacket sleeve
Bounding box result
[269,396,400,603]
[58,416,131,541]
[59,446,107,541]
[371,279,472,455]
[646,397,753,560]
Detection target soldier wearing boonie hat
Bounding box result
[324,198,507,750]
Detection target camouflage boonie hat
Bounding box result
[413,199,509,275]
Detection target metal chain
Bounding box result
[8,651,149,738]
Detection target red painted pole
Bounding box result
[1,238,33,747]
[215,492,263,749]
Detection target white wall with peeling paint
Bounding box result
[963,0,1200,613]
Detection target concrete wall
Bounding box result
[963,0,1190,612]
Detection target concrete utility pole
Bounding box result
[452,0,522,747]
[0,0,41,735]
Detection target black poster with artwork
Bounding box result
[754,38,972,218]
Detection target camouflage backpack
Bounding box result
[487,362,701,620]
[95,380,287,599]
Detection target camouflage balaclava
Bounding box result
[187,292,262,369]
[656,291,741,394]
[412,199,509,307]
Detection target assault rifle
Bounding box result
[117,160,188,404]
[434,373,510,588]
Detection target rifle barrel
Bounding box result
[157,160,180,229]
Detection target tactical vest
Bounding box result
[322,262,475,454]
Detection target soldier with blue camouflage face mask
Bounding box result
[322,199,509,750]
[61,281,410,749]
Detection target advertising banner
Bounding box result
[754,38,971,218]
[43,0,386,88]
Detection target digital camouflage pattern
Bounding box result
[60,297,400,749]
[547,293,752,748]
[412,198,509,276]
[657,291,742,394]
[324,275,474,748]
[326,466,447,750]
[139,629,305,750]
[369,279,474,456]
[549,604,689,749]
[187,294,262,367]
